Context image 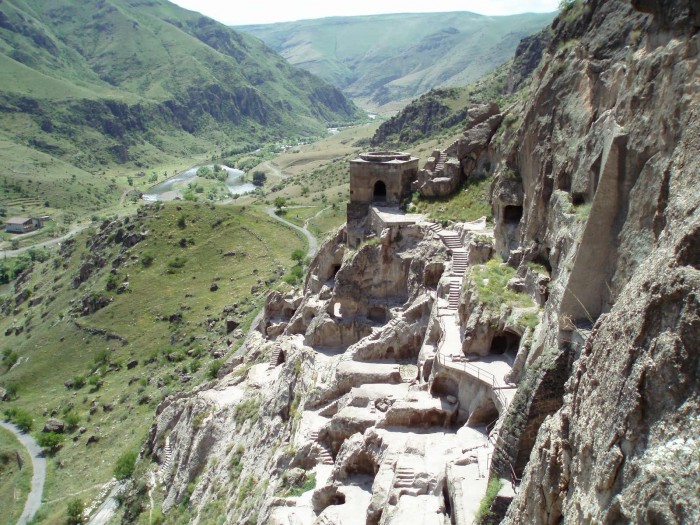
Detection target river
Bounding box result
[142,165,255,201]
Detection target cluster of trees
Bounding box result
[196,165,228,182]
[0,247,51,284]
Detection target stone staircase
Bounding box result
[451,250,468,277]
[158,436,173,479]
[433,151,447,174]
[310,431,334,465]
[447,281,461,311]
[394,466,415,488]
[428,223,469,312]
[268,346,283,369]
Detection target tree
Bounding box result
[5,408,33,432]
[274,197,287,212]
[37,431,64,454]
[114,450,138,480]
[66,498,84,525]
[251,171,266,187]
[291,249,305,265]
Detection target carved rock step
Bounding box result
[395,467,416,487]
[309,431,334,465]
[269,347,283,369]
[158,438,173,478]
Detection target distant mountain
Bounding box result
[0,0,361,170]
[239,11,556,111]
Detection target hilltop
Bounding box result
[0,0,362,222]
[239,11,555,111]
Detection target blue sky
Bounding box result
[170,0,560,25]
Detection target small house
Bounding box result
[5,217,43,234]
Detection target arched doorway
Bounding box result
[373,180,387,202]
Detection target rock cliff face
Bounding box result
[492,0,700,523]
[137,1,699,524]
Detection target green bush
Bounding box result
[140,253,154,268]
[114,450,138,480]
[72,375,86,389]
[207,360,223,380]
[2,349,19,370]
[283,265,305,285]
[36,431,64,454]
[4,407,33,432]
[66,498,84,525]
[64,412,80,432]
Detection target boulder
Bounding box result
[43,418,65,433]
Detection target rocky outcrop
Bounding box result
[481,0,700,523]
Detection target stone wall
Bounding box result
[491,345,573,479]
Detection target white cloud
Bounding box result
[169,0,560,26]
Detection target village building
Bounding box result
[346,151,419,247]
[4,217,43,234]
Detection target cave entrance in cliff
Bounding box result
[504,205,523,225]
[373,180,387,202]
[490,331,520,356]
[368,306,387,324]
[332,264,341,278]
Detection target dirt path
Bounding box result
[261,160,287,179]
[0,420,46,525]
[265,208,318,259]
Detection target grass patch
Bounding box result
[0,425,33,525]
[276,471,316,498]
[573,202,592,222]
[412,177,493,223]
[517,311,540,330]
[476,477,503,523]
[469,259,534,310]
[234,399,260,426]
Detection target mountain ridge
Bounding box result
[239,11,556,110]
[0,0,362,173]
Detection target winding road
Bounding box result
[0,225,88,258]
[0,420,46,525]
[265,208,319,259]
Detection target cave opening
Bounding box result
[504,205,523,224]
[368,306,387,324]
[571,192,586,206]
[490,331,521,355]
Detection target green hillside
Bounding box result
[0,0,362,221]
[239,11,555,110]
[0,202,304,524]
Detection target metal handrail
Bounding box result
[435,317,510,410]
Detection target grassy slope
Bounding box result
[0,202,303,525]
[239,11,555,109]
[0,425,32,525]
[0,0,362,227]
